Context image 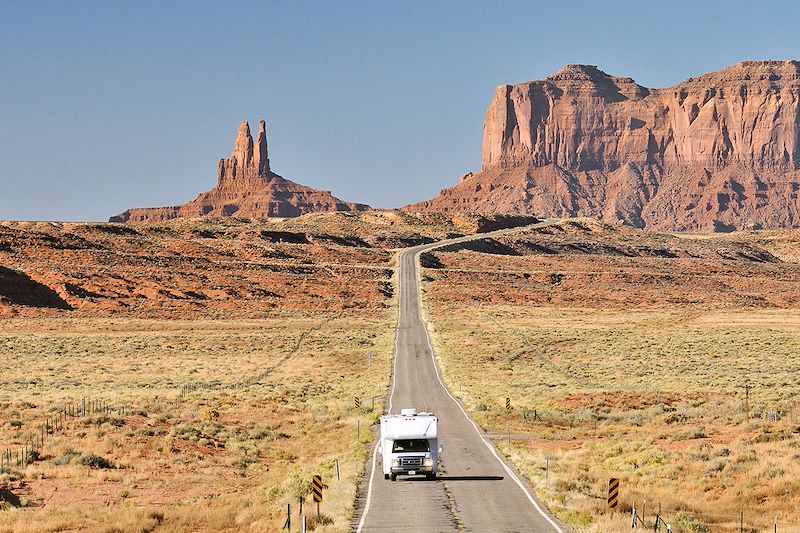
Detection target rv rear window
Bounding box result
[392,439,430,452]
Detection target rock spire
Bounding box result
[111,120,368,222]
[217,120,270,185]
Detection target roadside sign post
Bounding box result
[312,475,323,519]
[505,397,511,411]
[608,478,620,509]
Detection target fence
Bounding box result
[0,397,130,473]
[2,320,343,474]
[621,498,796,532]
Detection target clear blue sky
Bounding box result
[2,1,799,221]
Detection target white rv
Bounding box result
[379,408,440,481]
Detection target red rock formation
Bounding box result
[111,120,368,222]
[409,61,800,231]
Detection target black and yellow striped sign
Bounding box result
[505,397,511,411]
[312,475,323,502]
[354,396,361,409]
[607,478,620,508]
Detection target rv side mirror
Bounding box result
[438,445,443,454]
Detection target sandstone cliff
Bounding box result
[409,61,800,231]
[111,120,369,222]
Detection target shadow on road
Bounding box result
[435,475,504,481]
[395,475,504,482]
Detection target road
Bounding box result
[354,222,565,533]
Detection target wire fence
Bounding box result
[2,318,334,478]
[628,499,800,532]
[0,397,130,473]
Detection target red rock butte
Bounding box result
[408,61,800,231]
[110,120,369,222]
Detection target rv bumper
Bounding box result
[390,465,434,475]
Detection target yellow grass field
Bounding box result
[0,310,395,532]
[426,303,800,532]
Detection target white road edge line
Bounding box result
[413,242,566,533]
[356,252,404,533]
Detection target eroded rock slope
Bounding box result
[410,61,800,231]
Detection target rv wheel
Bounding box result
[384,474,390,480]
[390,473,397,481]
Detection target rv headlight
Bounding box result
[391,459,399,467]
[424,458,433,467]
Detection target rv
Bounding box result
[379,408,440,481]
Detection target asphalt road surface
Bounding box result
[354,222,566,533]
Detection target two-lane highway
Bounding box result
[354,223,565,532]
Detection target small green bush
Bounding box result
[78,453,114,469]
[672,512,711,533]
[53,451,81,465]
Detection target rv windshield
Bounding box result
[392,439,430,453]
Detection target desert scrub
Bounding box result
[672,512,711,533]
[78,453,114,469]
[52,451,81,466]
[424,299,800,531]
[0,313,396,531]
[672,428,707,441]
[171,425,202,441]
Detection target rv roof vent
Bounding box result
[400,408,418,416]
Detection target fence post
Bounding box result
[643,500,646,526]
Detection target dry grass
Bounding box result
[0,312,395,531]
[427,304,800,532]
[418,222,800,532]
[0,213,546,530]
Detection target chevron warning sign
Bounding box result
[608,478,620,509]
[354,396,361,409]
[505,397,511,411]
[312,475,323,502]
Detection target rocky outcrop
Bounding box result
[111,120,369,223]
[409,61,800,231]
